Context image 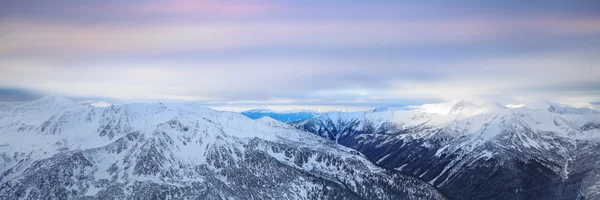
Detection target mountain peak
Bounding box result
[523,100,599,115]
[256,116,278,122]
[418,100,476,115]
[255,116,292,128]
[33,95,74,103]
[90,101,112,107]
[19,96,78,109]
[371,107,390,113]
[448,100,476,114]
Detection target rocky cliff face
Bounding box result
[0,96,445,200]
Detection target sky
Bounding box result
[1,0,600,111]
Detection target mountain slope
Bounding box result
[0,97,445,199]
[292,101,600,200]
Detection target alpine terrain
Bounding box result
[292,100,600,200]
[0,96,445,199]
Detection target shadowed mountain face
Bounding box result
[0,97,445,200]
[292,101,600,200]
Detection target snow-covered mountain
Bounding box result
[0,96,445,199]
[241,109,319,123]
[524,100,600,115]
[292,101,600,200]
[255,116,294,129]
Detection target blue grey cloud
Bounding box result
[0,88,43,102]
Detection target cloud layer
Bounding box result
[1,0,599,109]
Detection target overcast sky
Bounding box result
[1,0,599,110]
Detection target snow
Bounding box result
[255,116,292,129]
[0,98,292,178]
[417,100,475,115]
[376,153,392,164]
[523,100,599,115]
[395,164,408,171]
[4,96,600,193]
[90,101,112,107]
[296,99,600,183]
[478,150,493,159]
[298,99,600,154]
[506,104,525,108]
[421,142,433,148]
[0,96,374,174]
[0,96,450,199]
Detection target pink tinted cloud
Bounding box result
[82,0,277,17]
[2,17,600,57]
[135,0,274,15]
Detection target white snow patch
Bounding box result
[90,101,112,107]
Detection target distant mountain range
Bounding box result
[292,100,600,199]
[241,109,319,123]
[0,96,444,199]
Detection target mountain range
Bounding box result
[0,96,444,199]
[292,100,600,199]
[2,96,599,199]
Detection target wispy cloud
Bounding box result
[2,17,599,57]
[125,0,276,16]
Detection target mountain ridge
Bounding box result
[291,100,600,199]
[0,96,445,199]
